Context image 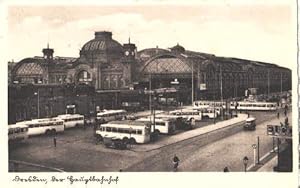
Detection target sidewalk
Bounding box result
[131,113,248,152]
[257,156,277,172]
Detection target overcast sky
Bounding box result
[4,1,297,69]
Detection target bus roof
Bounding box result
[235,101,277,105]
[97,109,126,116]
[102,120,150,127]
[8,124,28,129]
[246,117,256,122]
[136,117,171,122]
[57,114,84,118]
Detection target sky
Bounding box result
[3,1,297,69]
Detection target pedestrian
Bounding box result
[284,117,289,126]
[247,112,250,118]
[172,154,180,172]
[277,112,280,119]
[280,122,284,127]
[223,167,229,172]
[53,136,57,147]
[284,109,287,117]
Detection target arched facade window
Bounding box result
[77,70,92,83]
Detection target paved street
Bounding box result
[8,108,291,172]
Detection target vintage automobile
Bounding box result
[103,136,128,150]
[244,117,256,130]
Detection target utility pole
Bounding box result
[220,65,223,120]
[34,89,40,118]
[191,60,194,104]
[267,69,270,95]
[280,72,282,94]
[149,74,152,112]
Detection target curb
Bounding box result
[131,116,247,152]
[9,159,65,172]
[247,148,278,172]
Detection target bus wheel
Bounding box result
[96,135,103,142]
[122,137,129,144]
[45,130,51,135]
[129,138,136,145]
[51,129,56,135]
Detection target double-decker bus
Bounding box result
[193,100,226,109]
[16,118,64,136]
[95,120,151,144]
[96,109,127,123]
[8,124,29,143]
[56,114,84,129]
[229,101,278,111]
[135,117,176,134]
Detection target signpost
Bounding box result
[252,144,257,165]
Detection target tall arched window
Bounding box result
[77,70,92,83]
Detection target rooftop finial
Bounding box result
[47,42,49,49]
[129,37,131,44]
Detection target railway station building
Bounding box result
[8,31,292,123]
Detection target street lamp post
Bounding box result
[243,156,249,172]
[34,89,40,118]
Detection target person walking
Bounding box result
[172,155,180,172]
[53,136,57,147]
[277,112,280,119]
[223,167,230,172]
[284,109,287,117]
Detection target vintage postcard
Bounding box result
[1,0,298,188]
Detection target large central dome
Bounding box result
[80,31,123,57]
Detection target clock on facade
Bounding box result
[125,51,130,56]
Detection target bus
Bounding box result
[16,118,64,136]
[230,101,278,111]
[96,109,127,123]
[186,106,219,119]
[193,100,226,109]
[56,114,84,129]
[169,109,202,121]
[95,120,151,144]
[155,114,192,130]
[200,108,219,119]
[8,124,29,143]
[135,117,176,134]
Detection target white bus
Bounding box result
[193,100,226,109]
[95,121,151,144]
[230,101,278,111]
[200,108,219,119]
[8,124,29,143]
[136,117,176,135]
[56,114,84,129]
[16,118,64,136]
[96,109,127,123]
[186,106,220,119]
[169,109,202,121]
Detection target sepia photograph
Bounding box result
[2,0,298,187]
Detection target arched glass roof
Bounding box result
[143,57,192,74]
[16,63,44,76]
